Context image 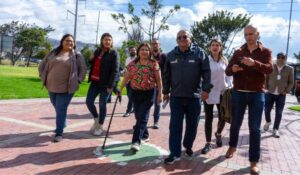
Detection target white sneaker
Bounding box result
[93,124,103,136]
[131,143,140,151]
[263,122,271,131]
[141,138,150,144]
[273,129,280,138]
[90,118,99,132]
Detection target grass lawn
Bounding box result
[288,105,300,112]
[0,65,125,99]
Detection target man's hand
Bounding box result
[162,94,170,109]
[201,91,209,101]
[116,91,122,103]
[232,64,243,72]
[163,94,170,103]
[241,57,255,66]
[107,88,113,93]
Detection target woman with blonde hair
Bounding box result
[201,39,232,154]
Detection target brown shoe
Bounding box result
[225,147,236,158]
[250,162,260,175]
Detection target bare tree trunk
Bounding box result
[26,49,33,67]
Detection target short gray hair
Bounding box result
[177,29,193,38]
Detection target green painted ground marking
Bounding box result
[103,142,161,162]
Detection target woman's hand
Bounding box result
[157,92,162,104]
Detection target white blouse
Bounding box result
[206,56,233,104]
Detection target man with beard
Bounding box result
[123,47,137,117]
[151,38,167,129]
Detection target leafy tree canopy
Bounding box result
[112,0,180,43]
[191,10,251,55]
[0,21,54,65]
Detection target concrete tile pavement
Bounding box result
[0,94,299,175]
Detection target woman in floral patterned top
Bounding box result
[120,43,162,152]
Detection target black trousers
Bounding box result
[203,100,226,142]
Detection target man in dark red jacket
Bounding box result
[224,25,273,174]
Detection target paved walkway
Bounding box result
[0,94,299,175]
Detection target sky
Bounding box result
[0,0,300,62]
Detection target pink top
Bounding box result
[127,60,159,90]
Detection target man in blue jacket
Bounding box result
[163,29,212,164]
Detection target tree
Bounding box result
[111,0,180,42]
[16,26,53,66]
[34,41,53,60]
[191,10,251,55]
[0,21,54,66]
[81,45,94,68]
[0,21,29,65]
[294,51,300,63]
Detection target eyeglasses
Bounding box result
[177,35,188,40]
[277,56,285,60]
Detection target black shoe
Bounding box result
[215,132,223,147]
[53,134,62,143]
[164,156,180,165]
[201,143,212,154]
[185,148,194,157]
[123,113,130,117]
[152,123,159,129]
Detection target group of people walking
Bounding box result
[39,24,296,174]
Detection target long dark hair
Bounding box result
[100,33,113,49]
[134,43,153,63]
[54,34,76,55]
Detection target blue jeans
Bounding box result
[169,97,201,157]
[131,89,154,145]
[48,92,74,136]
[153,87,161,123]
[264,93,286,130]
[126,83,134,113]
[229,90,265,162]
[86,83,110,124]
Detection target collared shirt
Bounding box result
[225,42,273,92]
[126,56,135,66]
[206,56,232,104]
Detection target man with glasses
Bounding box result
[263,52,294,138]
[163,29,212,164]
[225,25,273,174]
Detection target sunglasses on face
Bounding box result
[277,56,285,60]
[177,35,188,40]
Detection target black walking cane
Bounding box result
[94,94,121,156]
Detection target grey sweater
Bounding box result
[39,49,87,93]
